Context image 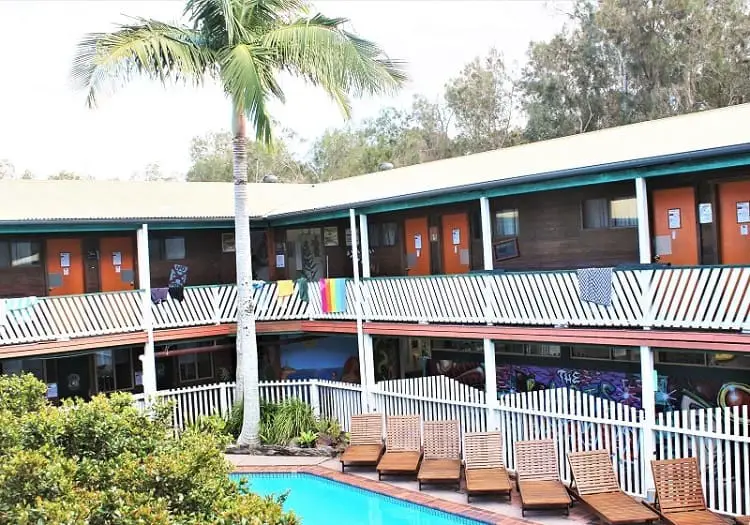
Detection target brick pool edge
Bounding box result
[233,465,537,525]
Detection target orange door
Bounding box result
[651,187,699,266]
[46,239,85,296]
[441,213,471,274]
[404,217,430,276]
[99,237,136,292]
[718,180,750,264]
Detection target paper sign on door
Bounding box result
[414,234,422,250]
[112,251,122,266]
[60,252,71,268]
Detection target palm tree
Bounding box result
[72,0,406,445]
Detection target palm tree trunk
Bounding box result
[232,106,260,446]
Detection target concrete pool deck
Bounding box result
[227,455,598,525]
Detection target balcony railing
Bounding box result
[1,265,748,346]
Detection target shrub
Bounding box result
[0,374,297,525]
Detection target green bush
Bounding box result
[0,373,297,525]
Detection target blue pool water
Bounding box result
[231,473,487,525]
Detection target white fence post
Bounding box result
[309,379,321,417]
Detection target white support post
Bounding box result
[136,224,157,398]
[479,196,494,271]
[359,213,371,279]
[635,177,652,264]
[349,209,369,411]
[480,197,499,428]
[363,334,376,411]
[639,345,657,499]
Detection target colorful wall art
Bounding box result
[259,335,361,383]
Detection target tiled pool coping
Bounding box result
[233,466,537,525]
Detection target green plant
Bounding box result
[223,402,244,439]
[297,431,318,448]
[0,374,297,524]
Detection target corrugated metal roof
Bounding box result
[2,104,750,224]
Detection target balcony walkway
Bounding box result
[1,265,749,348]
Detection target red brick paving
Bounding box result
[234,465,544,525]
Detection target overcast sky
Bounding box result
[0,0,571,180]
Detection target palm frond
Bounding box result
[219,43,281,144]
[262,13,408,118]
[184,0,251,46]
[72,18,212,108]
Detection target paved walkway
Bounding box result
[227,455,597,525]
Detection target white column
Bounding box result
[635,177,652,264]
[479,196,494,270]
[136,224,157,397]
[349,209,369,411]
[480,197,499,428]
[639,345,657,499]
[359,213,371,279]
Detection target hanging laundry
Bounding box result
[251,280,266,291]
[320,278,347,313]
[577,267,613,307]
[2,296,39,324]
[168,285,184,302]
[277,280,294,298]
[295,276,309,302]
[151,287,169,305]
[169,264,189,288]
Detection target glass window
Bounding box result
[527,344,561,358]
[582,198,609,229]
[571,346,607,360]
[114,349,133,390]
[494,209,519,237]
[95,351,116,392]
[164,237,186,260]
[609,197,637,228]
[11,241,41,266]
[382,223,398,246]
[95,349,133,392]
[657,350,706,366]
[148,238,162,260]
[178,353,213,383]
[0,242,10,268]
[2,358,45,380]
[367,224,380,247]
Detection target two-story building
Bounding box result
[1,103,749,422]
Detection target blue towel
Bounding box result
[3,296,39,323]
[577,268,613,307]
[168,264,189,288]
[151,287,169,305]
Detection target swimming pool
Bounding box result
[231,473,487,525]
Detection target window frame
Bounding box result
[0,240,41,268]
[177,352,214,383]
[581,196,638,230]
[493,208,520,238]
[149,236,187,261]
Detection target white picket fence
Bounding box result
[133,375,749,516]
[133,378,362,432]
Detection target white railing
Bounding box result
[0,290,144,346]
[135,379,363,433]
[4,265,750,346]
[655,405,750,516]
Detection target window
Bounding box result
[494,209,519,237]
[149,237,186,261]
[381,223,398,247]
[367,224,380,248]
[366,223,398,247]
[571,345,639,362]
[0,241,41,268]
[178,352,213,382]
[495,343,560,358]
[582,197,637,229]
[1,358,45,380]
[94,348,133,393]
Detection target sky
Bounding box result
[0,0,572,180]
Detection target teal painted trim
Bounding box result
[358,152,750,216]
[0,223,139,234]
[269,209,350,227]
[148,221,235,231]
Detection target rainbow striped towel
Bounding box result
[319,278,347,313]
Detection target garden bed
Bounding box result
[226,444,344,457]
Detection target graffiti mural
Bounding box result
[259,336,361,383]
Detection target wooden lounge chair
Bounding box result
[463,431,512,503]
[376,414,422,480]
[567,449,658,525]
[515,439,571,517]
[417,419,461,491]
[340,413,384,472]
[650,457,731,525]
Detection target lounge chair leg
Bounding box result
[564,505,570,516]
[418,481,422,491]
[340,462,345,473]
[521,509,525,518]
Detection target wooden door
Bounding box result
[651,187,699,266]
[99,237,136,292]
[441,213,471,274]
[46,239,85,296]
[404,217,430,276]
[718,180,750,264]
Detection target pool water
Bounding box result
[231,473,486,525]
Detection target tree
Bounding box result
[131,162,183,182]
[0,373,296,524]
[72,0,406,446]
[445,48,522,154]
[0,159,15,180]
[187,130,310,182]
[48,170,91,180]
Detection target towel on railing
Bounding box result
[295,277,309,302]
[1,296,39,325]
[151,287,169,305]
[168,264,189,288]
[277,280,294,298]
[577,267,613,307]
[320,278,347,313]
